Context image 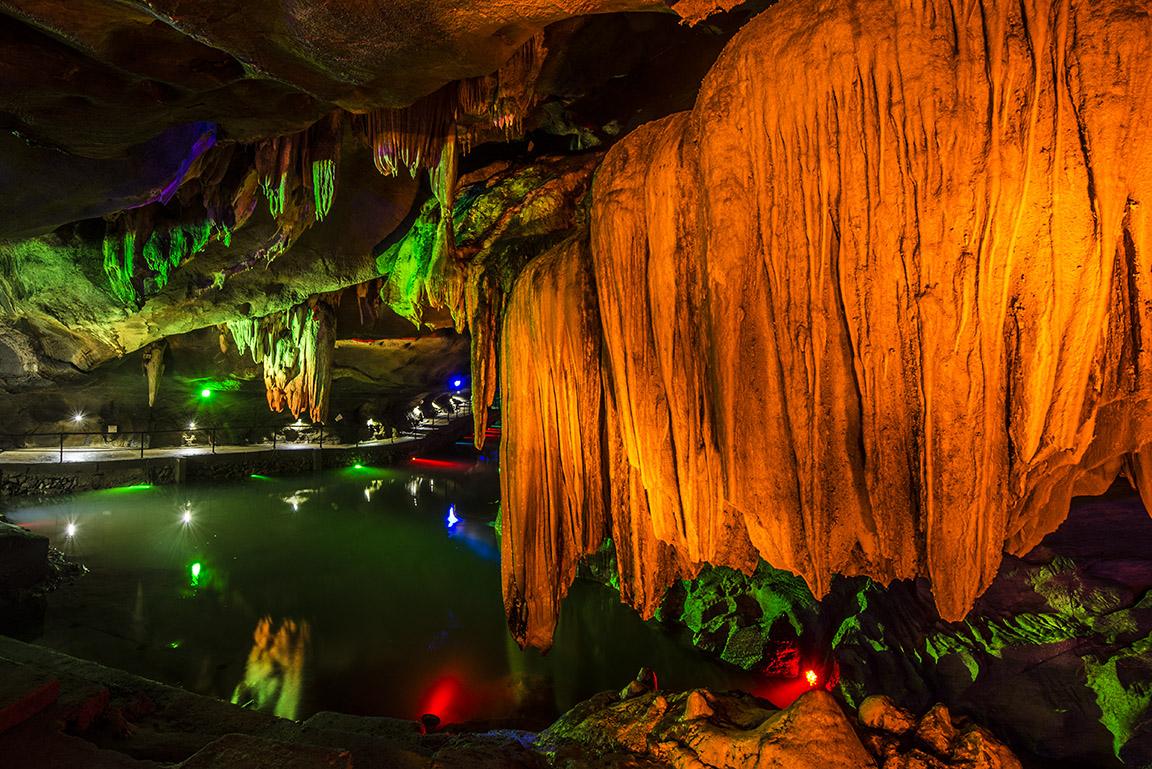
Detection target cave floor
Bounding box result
[0,635,539,769]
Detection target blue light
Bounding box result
[447,505,459,528]
[452,378,463,389]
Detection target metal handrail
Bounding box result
[0,400,477,463]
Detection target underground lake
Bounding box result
[2,446,771,728]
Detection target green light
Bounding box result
[354,463,363,469]
[102,483,153,494]
[200,389,213,399]
[250,474,270,480]
[191,562,202,578]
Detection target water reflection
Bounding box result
[6,455,769,725]
[231,616,311,720]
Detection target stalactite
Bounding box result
[499,0,1152,646]
[251,112,343,254]
[354,86,457,178]
[355,33,546,177]
[375,154,599,452]
[228,299,337,423]
[103,214,224,302]
[102,231,135,305]
[458,33,547,145]
[311,159,335,221]
[500,238,607,649]
[425,126,461,319]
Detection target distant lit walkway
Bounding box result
[0,414,472,465]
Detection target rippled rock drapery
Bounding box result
[500,0,1152,645]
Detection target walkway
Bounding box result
[0,413,472,465]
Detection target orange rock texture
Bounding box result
[501,0,1152,646]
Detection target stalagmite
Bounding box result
[141,341,165,408]
[500,0,1152,645]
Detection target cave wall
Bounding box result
[500,0,1152,646]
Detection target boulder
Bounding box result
[0,522,48,591]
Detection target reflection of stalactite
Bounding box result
[231,616,310,720]
[229,298,337,422]
[141,341,165,408]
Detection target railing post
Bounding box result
[140,432,144,459]
[272,430,278,450]
[211,428,217,454]
[59,432,64,463]
[318,424,324,450]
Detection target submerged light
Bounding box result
[805,669,818,688]
[447,505,459,528]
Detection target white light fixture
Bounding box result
[187,421,197,430]
[71,412,85,423]
[65,523,77,537]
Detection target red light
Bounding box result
[419,674,464,724]
[409,457,466,470]
[805,669,818,687]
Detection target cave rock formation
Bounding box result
[500,0,1152,646]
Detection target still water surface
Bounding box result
[6,448,762,725]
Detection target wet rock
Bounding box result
[859,695,916,735]
[914,705,958,757]
[882,749,947,769]
[682,691,713,721]
[178,734,351,768]
[619,668,659,700]
[542,688,877,769]
[950,726,1023,769]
